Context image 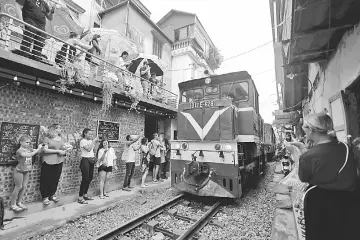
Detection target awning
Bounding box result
[282,0,360,65]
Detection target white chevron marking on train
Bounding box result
[181,107,230,140]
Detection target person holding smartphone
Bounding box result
[96,139,117,199]
[78,128,98,204]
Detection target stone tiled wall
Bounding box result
[0,83,145,206]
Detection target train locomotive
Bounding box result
[170,71,276,198]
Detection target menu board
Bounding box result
[0,122,40,165]
[96,120,120,141]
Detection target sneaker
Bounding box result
[43,198,50,205]
[128,186,135,189]
[83,196,94,201]
[122,187,131,191]
[99,195,105,199]
[17,203,28,210]
[104,193,110,197]
[49,196,60,202]
[78,198,88,204]
[10,205,24,212]
[141,185,146,188]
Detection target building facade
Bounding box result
[157,10,222,98]
[0,0,177,210]
[270,0,360,143]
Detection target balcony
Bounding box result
[171,38,208,68]
[171,37,222,70]
[0,13,177,114]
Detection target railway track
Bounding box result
[92,194,223,240]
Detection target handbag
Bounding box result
[88,157,96,164]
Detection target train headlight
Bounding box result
[224,144,232,151]
[214,143,221,151]
[181,142,189,150]
[173,143,181,149]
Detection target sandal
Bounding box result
[10,205,24,212]
[83,196,94,201]
[43,198,51,205]
[78,198,88,204]
[17,203,28,210]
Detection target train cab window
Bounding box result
[220,82,249,101]
[205,86,219,95]
[181,88,204,102]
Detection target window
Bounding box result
[205,86,219,95]
[220,82,249,102]
[174,26,189,41]
[153,37,163,58]
[181,89,204,103]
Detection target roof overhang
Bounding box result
[99,0,172,44]
[283,0,360,66]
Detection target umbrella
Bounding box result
[127,53,167,76]
[45,4,84,41]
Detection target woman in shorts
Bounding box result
[10,135,43,212]
[96,139,117,199]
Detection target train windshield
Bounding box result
[181,88,204,102]
[220,81,249,101]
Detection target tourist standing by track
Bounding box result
[150,133,161,183]
[288,113,358,240]
[122,135,141,191]
[10,135,43,212]
[140,137,150,188]
[78,128,98,204]
[96,139,117,199]
[40,124,68,205]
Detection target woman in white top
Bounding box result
[96,139,117,199]
[78,128,98,204]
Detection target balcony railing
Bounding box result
[0,13,177,109]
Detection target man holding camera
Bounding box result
[15,0,55,61]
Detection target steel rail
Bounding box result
[176,201,222,240]
[92,194,184,240]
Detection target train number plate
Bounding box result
[190,100,215,109]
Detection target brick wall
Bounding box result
[0,82,145,207]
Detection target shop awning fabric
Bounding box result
[283,0,360,66]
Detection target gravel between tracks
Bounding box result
[19,188,181,240]
[199,162,277,240]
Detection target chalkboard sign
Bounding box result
[0,122,40,165]
[96,120,120,141]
